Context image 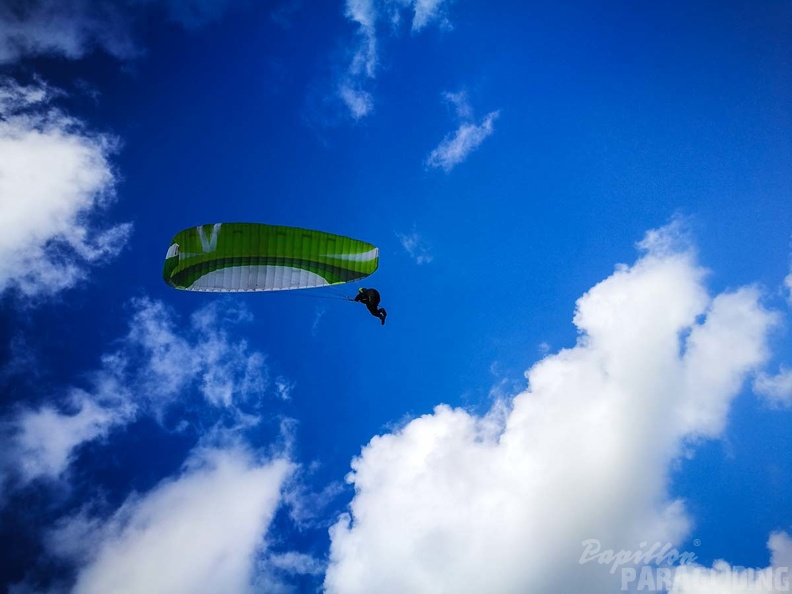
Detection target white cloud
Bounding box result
[426,109,499,172]
[268,551,325,576]
[338,0,377,120]
[338,0,454,119]
[345,0,378,77]
[282,469,345,529]
[396,227,433,264]
[324,222,779,594]
[2,298,273,490]
[411,0,451,31]
[0,0,239,63]
[12,390,135,485]
[275,376,295,401]
[754,366,792,407]
[2,356,137,489]
[339,83,374,120]
[0,1,136,63]
[442,90,473,119]
[667,531,792,593]
[47,446,294,594]
[380,0,452,33]
[124,298,269,410]
[0,79,132,298]
[312,306,327,338]
[785,271,792,305]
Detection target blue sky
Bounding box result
[1,1,791,592]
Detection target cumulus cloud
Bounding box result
[667,531,792,593]
[0,78,132,298]
[754,366,792,408]
[395,227,432,264]
[338,0,454,119]
[46,446,294,594]
[324,222,778,594]
[425,99,499,171]
[1,298,272,490]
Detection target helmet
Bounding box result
[358,287,364,293]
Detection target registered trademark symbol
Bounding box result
[693,539,701,547]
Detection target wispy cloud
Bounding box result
[0,1,136,63]
[1,298,275,491]
[337,0,455,120]
[311,305,327,338]
[268,551,325,576]
[283,476,345,529]
[426,92,500,172]
[0,0,240,63]
[12,391,136,487]
[274,376,295,401]
[338,84,375,120]
[443,90,473,119]
[783,237,792,304]
[754,249,792,408]
[345,0,378,77]
[325,221,779,594]
[123,298,270,411]
[754,366,792,408]
[0,78,132,299]
[411,0,453,32]
[395,227,433,264]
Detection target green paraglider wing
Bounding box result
[163,223,378,292]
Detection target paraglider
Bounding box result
[163,223,386,324]
[354,287,387,325]
[163,223,378,292]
